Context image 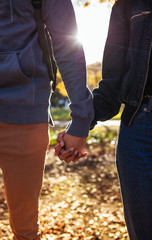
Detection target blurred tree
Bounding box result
[51,71,68,107]
[55,71,67,97]
[87,62,102,91]
[55,63,102,98]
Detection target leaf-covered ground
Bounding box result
[0,144,129,240]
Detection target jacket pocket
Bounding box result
[130,11,151,24]
[0,45,35,105]
[128,11,151,61]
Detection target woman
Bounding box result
[56,0,152,239]
[92,0,152,238]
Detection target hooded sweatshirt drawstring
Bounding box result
[9,0,14,23]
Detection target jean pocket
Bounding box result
[132,109,146,124]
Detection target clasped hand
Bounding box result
[54,130,87,163]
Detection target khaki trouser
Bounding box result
[0,123,49,240]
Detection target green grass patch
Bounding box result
[50,106,121,146]
[49,126,118,146]
[51,108,71,121]
[88,126,118,145]
[51,105,123,121]
[49,129,60,145]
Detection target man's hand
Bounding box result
[55,131,87,163]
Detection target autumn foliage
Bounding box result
[74,0,116,7]
[0,135,129,239]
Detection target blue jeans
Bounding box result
[116,101,152,240]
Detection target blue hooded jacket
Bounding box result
[0,0,94,137]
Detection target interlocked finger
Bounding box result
[58,148,74,161]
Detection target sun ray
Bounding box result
[74,2,112,64]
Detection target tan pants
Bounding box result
[0,123,49,240]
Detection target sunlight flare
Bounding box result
[74,2,112,64]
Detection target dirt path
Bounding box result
[0,145,129,240]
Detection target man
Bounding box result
[0,0,94,239]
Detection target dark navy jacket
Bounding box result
[0,0,94,137]
[92,0,152,127]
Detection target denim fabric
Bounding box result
[91,0,152,128]
[116,100,152,240]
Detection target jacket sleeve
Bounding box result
[42,0,94,137]
[91,2,130,129]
